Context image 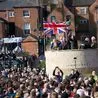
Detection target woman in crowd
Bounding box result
[0,66,97,98]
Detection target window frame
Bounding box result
[8,11,15,17]
[23,23,31,35]
[23,10,30,18]
[80,19,88,24]
[51,16,56,22]
[80,7,88,15]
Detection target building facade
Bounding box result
[73,0,98,39]
[0,0,98,38]
[0,0,98,53]
[48,0,98,40]
[0,0,40,38]
[22,35,38,56]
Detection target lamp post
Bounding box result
[74,57,77,69]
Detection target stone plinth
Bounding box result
[45,49,98,78]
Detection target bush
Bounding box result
[39,60,46,69]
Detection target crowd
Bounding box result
[50,35,77,50]
[50,35,97,50]
[0,65,98,98]
[79,36,97,49]
[0,51,38,70]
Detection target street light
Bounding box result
[74,57,77,69]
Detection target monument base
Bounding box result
[45,49,98,78]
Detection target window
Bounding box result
[80,7,88,14]
[66,15,71,21]
[51,16,56,22]
[23,23,31,35]
[51,0,58,4]
[8,11,15,17]
[80,19,88,24]
[23,10,30,17]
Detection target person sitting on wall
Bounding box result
[84,37,91,49]
[91,36,97,49]
[59,36,66,50]
[57,40,62,50]
[69,35,74,49]
[56,36,65,50]
[50,38,58,50]
[53,66,64,83]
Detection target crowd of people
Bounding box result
[79,36,97,49]
[0,51,38,70]
[50,35,97,50]
[0,65,98,98]
[50,35,77,50]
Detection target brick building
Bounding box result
[48,0,75,33]
[0,0,98,38]
[0,0,98,55]
[0,0,47,56]
[0,0,98,37]
[0,0,42,38]
[73,0,98,39]
[22,35,38,56]
[49,0,98,39]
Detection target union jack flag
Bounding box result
[43,22,66,35]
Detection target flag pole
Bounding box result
[38,0,45,56]
[44,33,46,55]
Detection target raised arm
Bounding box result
[58,67,64,76]
[53,67,57,76]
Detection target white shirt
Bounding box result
[76,88,85,97]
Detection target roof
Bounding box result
[73,0,95,6]
[0,18,8,23]
[23,35,38,42]
[0,0,40,10]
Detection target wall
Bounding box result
[0,11,8,21]
[21,41,38,55]
[47,5,75,33]
[89,0,98,33]
[0,22,3,38]
[14,7,38,37]
[7,10,15,22]
[64,6,75,34]
[0,7,39,37]
[0,10,15,22]
[45,49,98,78]
[75,7,89,32]
[0,21,7,38]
